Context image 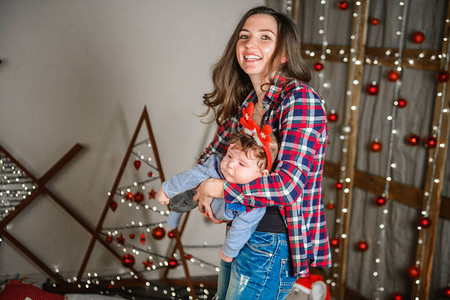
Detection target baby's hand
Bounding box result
[219,248,233,263]
[156,187,170,205]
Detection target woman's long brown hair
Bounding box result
[202,6,311,126]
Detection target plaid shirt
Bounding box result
[199,73,332,276]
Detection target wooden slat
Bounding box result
[412,3,450,298]
[323,161,450,220]
[331,1,371,299]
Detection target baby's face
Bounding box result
[220,144,264,184]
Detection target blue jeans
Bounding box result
[215,231,297,300]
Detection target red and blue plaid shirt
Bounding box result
[199,73,332,276]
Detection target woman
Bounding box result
[194,6,332,300]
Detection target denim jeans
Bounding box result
[214,231,297,300]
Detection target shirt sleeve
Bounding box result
[162,156,221,198]
[224,88,327,207]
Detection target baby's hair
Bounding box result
[229,131,279,171]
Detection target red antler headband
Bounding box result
[240,102,273,171]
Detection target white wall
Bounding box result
[0,0,264,283]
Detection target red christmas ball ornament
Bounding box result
[168,230,176,239]
[392,292,404,300]
[418,216,431,228]
[395,98,407,108]
[326,202,335,210]
[330,237,339,248]
[140,233,146,245]
[370,17,380,26]
[335,182,343,190]
[442,286,450,298]
[328,110,338,122]
[106,235,113,243]
[129,233,135,239]
[437,70,450,82]
[366,82,379,95]
[406,134,420,146]
[185,254,193,260]
[370,139,382,152]
[313,61,324,71]
[133,160,141,170]
[147,172,153,177]
[151,227,166,240]
[356,240,369,252]
[424,136,437,148]
[167,257,178,269]
[407,265,420,278]
[411,31,425,44]
[387,70,400,82]
[121,254,135,268]
[134,192,144,203]
[337,1,349,10]
[375,195,387,207]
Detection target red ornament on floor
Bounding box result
[106,235,113,243]
[392,292,404,300]
[134,192,144,203]
[328,110,338,122]
[370,17,379,26]
[356,240,369,252]
[395,98,407,108]
[167,257,179,269]
[335,182,343,190]
[337,1,349,10]
[186,254,193,260]
[313,61,324,71]
[387,70,400,82]
[121,254,135,268]
[370,140,382,152]
[418,216,431,228]
[411,31,425,44]
[375,195,387,207]
[407,265,420,278]
[330,237,339,248]
[366,82,379,95]
[152,227,166,240]
[424,136,437,148]
[148,171,153,177]
[437,70,449,82]
[133,159,141,170]
[406,134,420,146]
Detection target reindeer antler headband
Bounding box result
[240,102,273,171]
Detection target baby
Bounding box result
[157,104,278,262]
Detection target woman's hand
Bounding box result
[193,178,225,222]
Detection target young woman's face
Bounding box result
[220,144,264,185]
[236,14,278,82]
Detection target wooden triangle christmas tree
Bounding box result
[76,106,198,298]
